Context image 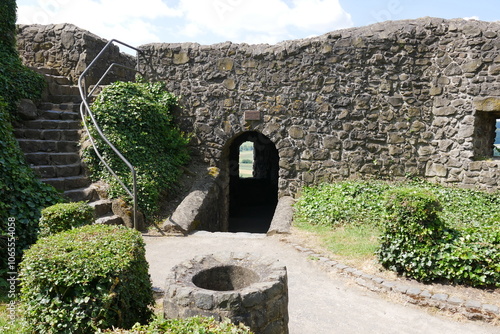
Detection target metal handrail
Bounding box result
[78,39,143,229]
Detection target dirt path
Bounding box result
[144,231,499,334]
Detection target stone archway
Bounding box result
[226,131,279,233]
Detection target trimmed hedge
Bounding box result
[20,225,154,333]
[96,316,254,334]
[39,202,94,237]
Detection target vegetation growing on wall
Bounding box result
[83,79,190,216]
[0,0,61,291]
[294,179,500,288]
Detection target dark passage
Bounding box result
[228,132,279,233]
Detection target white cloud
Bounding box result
[17,0,181,46]
[176,0,353,44]
[463,16,480,21]
[17,0,353,46]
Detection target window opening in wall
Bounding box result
[495,119,500,157]
[239,141,254,178]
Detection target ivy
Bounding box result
[0,0,61,292]
[83,79,190,216]
[295,180,500,288]
[98,316,254,334]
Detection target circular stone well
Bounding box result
[164,252,289,334]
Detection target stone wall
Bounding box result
[17,23,136,86]
[139,17,500,196]
[16,19,500,197]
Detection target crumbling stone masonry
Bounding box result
[17,18,500,201]
[138,17,500,197]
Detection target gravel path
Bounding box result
[144,231,499,334]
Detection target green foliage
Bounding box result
[19,225,154,333]
[294,180,391,227]
[97,316,254,334]
[0,1,59,291]
[377,188,447,281]
[83,79,190,216]
[0,98,62,290]
[39,202,94,237]
[377,187,500,287]
[295,179,500,288]
[0,0,17,55]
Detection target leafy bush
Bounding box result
[377,188,447,281]
[295,180,500,287]
[97,316,254,334]
[39,202,94,237]
[19,225,154,333]
[83,79,190,216]
[377,187,500,287]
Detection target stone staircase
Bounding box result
[13,68,123,225]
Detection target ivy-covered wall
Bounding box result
[0,0,61,287]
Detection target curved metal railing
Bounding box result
[78,39,143,229]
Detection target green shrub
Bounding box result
[295,180,500,288]
[39,202,94,237]
[378,187,500,287]
[97,316,254,334]
[83,79,190,216]
[19,225,153,333]
[377,188,447,281]
[437,220,500,287]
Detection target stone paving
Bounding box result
[144,231,499,334]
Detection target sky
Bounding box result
[16,0,500,50]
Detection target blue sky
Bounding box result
[16,0,500,48]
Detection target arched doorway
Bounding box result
[228,131,279,232]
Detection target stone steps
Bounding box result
[32,163,83,178]
[14,69,125,227]
[24,152,81,165]
[21,119,81,129]
[17,139,79,153]
[41,175,92,191]
[14,128,83,141]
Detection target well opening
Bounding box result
[164,253,289,334]
[192,265,260,291]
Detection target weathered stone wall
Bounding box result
[16,23,135,86]
[16,19,500,196]
[139,18,500,196]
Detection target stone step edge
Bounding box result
[285,241,500,323]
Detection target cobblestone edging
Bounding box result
[286,242,500,323]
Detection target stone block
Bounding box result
[474,96,500,112]
[462,59,483,73]
[288,126,304,139]
[173,51,190,64]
